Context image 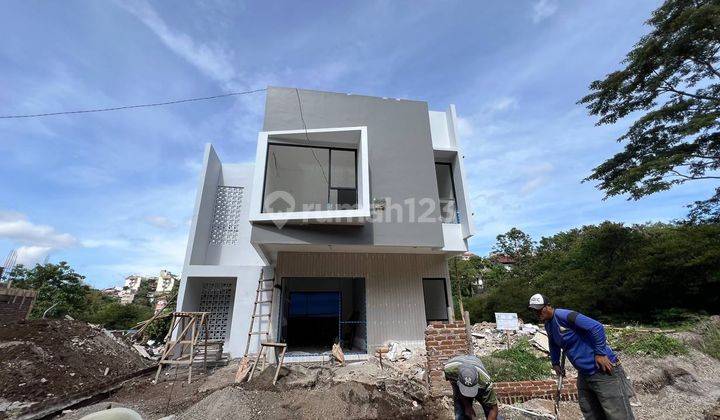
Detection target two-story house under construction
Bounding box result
[176,87,474,361]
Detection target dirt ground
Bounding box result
[19,318,720,420]
[0,319,150,414]
[61,359,444,420]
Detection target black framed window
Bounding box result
[423,278,449,322]
[435,163,458,223]
[262,143,357,213]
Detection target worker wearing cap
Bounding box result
[528,293,635,420]
[443,355,499,420]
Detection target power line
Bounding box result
[0,88,267,119]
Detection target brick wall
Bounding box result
[425,321,472,396]
[495,379,578,403]
[0,287,36,322]
[425,321,578,402]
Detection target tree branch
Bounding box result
[662,84,720,102]
[690,56,720,79]
[668,169,720,180]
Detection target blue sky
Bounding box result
[1,0,713,289]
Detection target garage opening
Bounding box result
[279,277,366,354]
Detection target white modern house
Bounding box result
[176,87,474,360]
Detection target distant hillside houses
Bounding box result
[103,270,179,310]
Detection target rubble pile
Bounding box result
[178,358,433,420]
[0,319,151,416]
[470,322,548,356]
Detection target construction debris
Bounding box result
[530,331,550,353]
[471,321,550,356]
[385,341,413,362]
[331,343,345,365]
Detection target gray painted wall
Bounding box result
[252,87,444,249]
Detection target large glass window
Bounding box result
[435,163,458,223]
[263,144,357,213]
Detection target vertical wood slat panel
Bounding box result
[276,252,449,350]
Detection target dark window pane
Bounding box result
[435,163,458,223]
[423,279,449,321]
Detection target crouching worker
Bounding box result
[443,355,499,420]
[528,293,635,420]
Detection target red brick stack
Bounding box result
[424,321,579,402]
[425,321,472,396]
[494,379,578,403]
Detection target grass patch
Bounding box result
[610,329,688,358]
[480,339,551,382]
[698,319,720,360]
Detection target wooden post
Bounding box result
[202,314,209,372]
[463,311,474,355]
[188,318,196,384]
[505,330,511,351]
[273,345,287,385]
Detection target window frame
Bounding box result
[249,126,370,223]
[261,143,358,213]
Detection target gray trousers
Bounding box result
[577,365,635,420]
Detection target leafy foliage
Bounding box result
[609,329,688,358]
[6,262,159,331]
[579,0,720,222]
[480,340,551,382]
[87,302,154,330]
[7,262,91,318]
[493,228,535,262]
[449,255,485,300]
[467,223,720,325]
[143,281,180,342]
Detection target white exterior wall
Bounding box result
[430,105,475,248]
[275,252,452,350]
[177,144,266,358]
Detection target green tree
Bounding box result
[7,262,90,318]
[132,278,154,308]
[579,0,720,222]
[449,256,485,299]
[88,302,154,330]
[466,222,720,324]
[143,280,181,342]
[493,228,535,262]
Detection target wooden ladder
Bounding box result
[235,271,278,382]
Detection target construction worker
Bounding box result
[528,293,635,420]
[443,355,499,420]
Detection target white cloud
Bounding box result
[456,116,475,138]
[488,97,518,112]
[0,211,79,266]
[532,0,558,23]
[81,238,132,249]
[0,211,78,248]
[144,215,178,229]
[88,233,187,279]
[118,0,238,87]
[16,246,53,266]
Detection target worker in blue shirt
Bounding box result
[528,294,635,420]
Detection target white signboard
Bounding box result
[495,312,519,331]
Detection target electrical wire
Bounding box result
[0,88,266,119]
[294,88,329,185]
